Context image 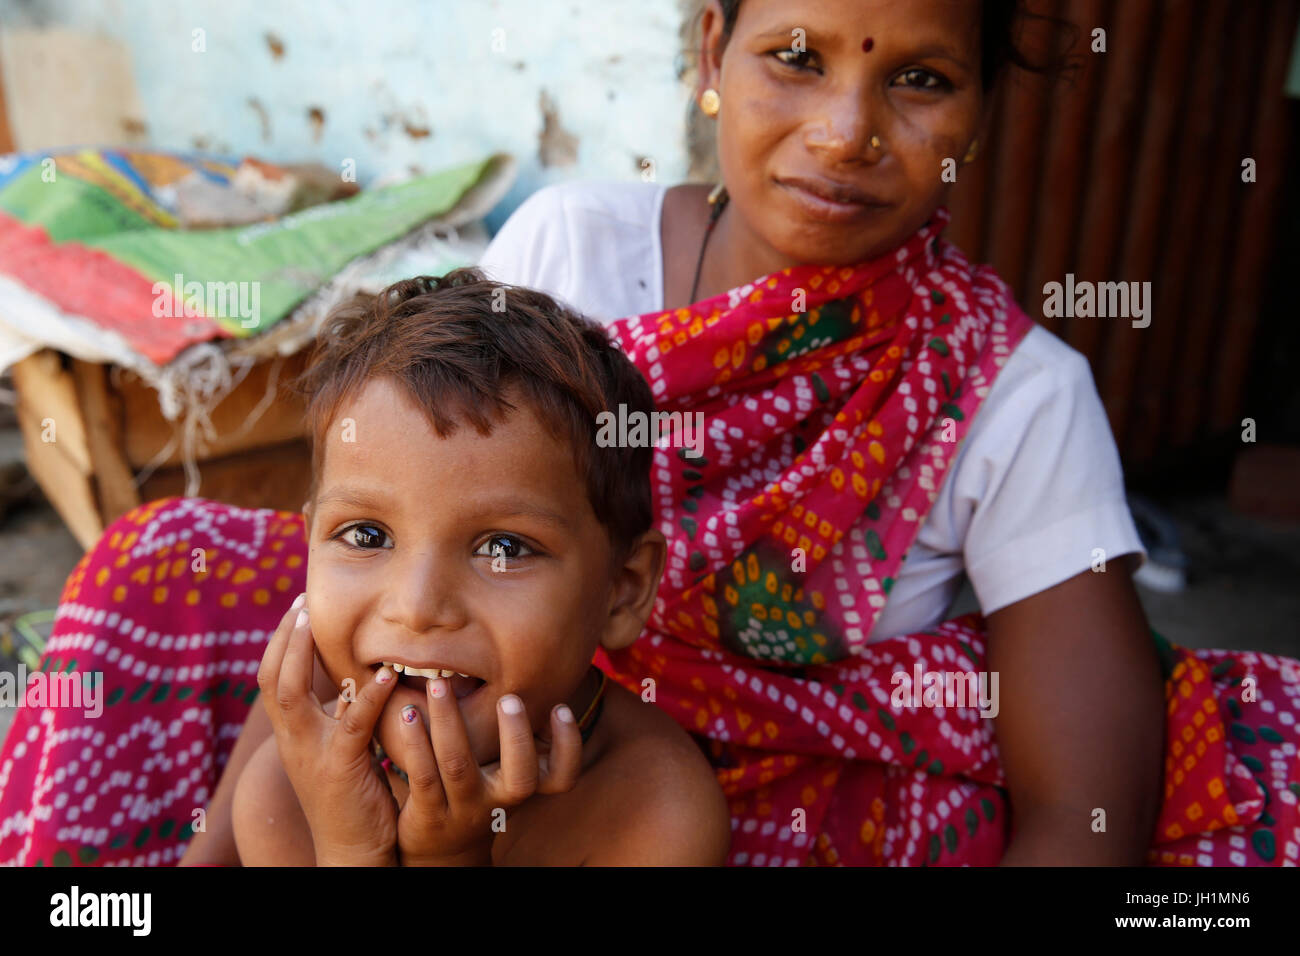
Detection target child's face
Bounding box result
[304,376,618,764]
[706,0,985,263]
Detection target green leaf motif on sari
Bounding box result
[713,544,841,663]
[864,529,887,561]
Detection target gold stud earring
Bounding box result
[700,88,720,117]
[870,134,882,150]
[963,138,980,164]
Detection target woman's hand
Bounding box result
[257,596,401,866]
[386,677,584,866]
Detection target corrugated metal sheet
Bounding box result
[948,0,1298,466]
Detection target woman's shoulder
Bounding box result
[986,321,1096,404]
[957,319,1115,487]
[478,179,667,321]
[489,179,665,246]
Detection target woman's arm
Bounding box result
[178,656,337,865]
[985,555,1165,865]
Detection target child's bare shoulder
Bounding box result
[497,682,731,865]
[232,732,314,865]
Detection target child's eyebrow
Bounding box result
[465,503,574,532]
[317,486,573,531]
[314,486,394,511]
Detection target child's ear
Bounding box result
[600,529,667,652]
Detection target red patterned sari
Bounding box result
[0,208,1296,866]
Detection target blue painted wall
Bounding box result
[0,0,693,230]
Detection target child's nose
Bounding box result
[380,550,467,634]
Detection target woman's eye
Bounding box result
[340,524,390,549]
[476,534,534,562]
[894,68,947,90]
[772,49,818,72]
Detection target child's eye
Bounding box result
[338,524,391,550]
[770,48,819,73]
[475,534,534,562]
[893,68,949,90]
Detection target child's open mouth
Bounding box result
[376,661,485,700]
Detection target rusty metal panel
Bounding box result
[946,0,1297,468]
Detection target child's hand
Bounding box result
[386,677,584,865]
[257,597,401,866]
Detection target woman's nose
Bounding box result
[379,550,467,635]
[805,89,882,163]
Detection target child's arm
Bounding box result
[985,557,1164,865]
[232,735,318,866]
[178,655,338,866]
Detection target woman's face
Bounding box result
[701,0,986,265]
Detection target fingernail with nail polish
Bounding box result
[376,667,393,684]
[556,704,574,723]
[291,593,306,610]
[428,678,447,699]
[295,609,308,629]
[500,695,523,715]
[402,705,418,724]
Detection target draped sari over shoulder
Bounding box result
[0,209,1296,867]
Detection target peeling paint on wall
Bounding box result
[0,0,694,229]
[537,88,577,168]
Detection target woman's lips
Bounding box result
[776,178,889,225]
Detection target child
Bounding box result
[230,269,731,865]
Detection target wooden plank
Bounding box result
[70,358,140,526]
[0,40,14,153]
[119,351,310,469]
[15,403,100,549]
[139,439,312,516]
[10,350,92,474]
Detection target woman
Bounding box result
[1,0,1294,867]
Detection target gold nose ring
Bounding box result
[870,135,882,150]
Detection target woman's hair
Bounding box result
[710,0,1070,92]
[294,268,656,556]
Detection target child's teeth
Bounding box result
[381,663,472,680]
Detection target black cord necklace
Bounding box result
[689,183,730,304]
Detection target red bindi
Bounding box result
[861,37,874,52]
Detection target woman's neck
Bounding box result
[662,183,798,311]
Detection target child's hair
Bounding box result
[295,268,656,556]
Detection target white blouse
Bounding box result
[477,180,1147,642]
